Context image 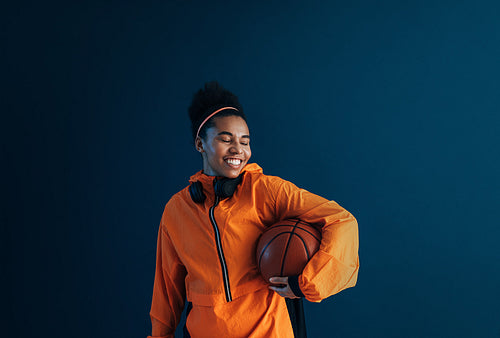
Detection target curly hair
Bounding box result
[188,81,247,140]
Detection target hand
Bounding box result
[268,276,300,299]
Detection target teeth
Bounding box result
[226,159,241,165]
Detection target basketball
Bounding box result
[256,219,322,282]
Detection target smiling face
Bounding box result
[196,115,251,178]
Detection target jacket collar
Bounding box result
[189,163,263,184]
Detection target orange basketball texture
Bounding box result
[256,219,322,282]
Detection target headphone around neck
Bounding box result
[189,174,243,204]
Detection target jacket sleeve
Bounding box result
[272,178,359,303]
[148,213,187,338]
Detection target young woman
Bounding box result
[148,82,359,338]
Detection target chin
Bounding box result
[221,165,245,178]
[222,170,241,179]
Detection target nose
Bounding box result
[229,143,243,154]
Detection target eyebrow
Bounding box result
[217,131,250,138]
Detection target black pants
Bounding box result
[286,298,307,338]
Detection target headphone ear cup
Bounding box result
[214,175,243,199]
[189,181,206,204]
[214,178,229,199]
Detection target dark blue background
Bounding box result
[4,1,499,337]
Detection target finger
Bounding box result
[268,287,285,297]
[269,286,298,299]
[268,285,285,292]
[269,276,288,284]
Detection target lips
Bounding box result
[224,157,244,168]
[225,158,241,165]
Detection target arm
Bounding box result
[148,219,187,338]
[273,178,359,302]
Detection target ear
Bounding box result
[195,136,204,153]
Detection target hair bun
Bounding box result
[188,81,246,140]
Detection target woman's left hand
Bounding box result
[268,277,300,299]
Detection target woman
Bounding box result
[148,82,359,337]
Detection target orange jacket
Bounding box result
[148,163,359,337]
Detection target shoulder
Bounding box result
[160,186,192,229]
[242,163,281,183]
[243,166,279,188]
[243,166,299,197]
[165,186,190,208]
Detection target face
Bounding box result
[196,115,251,178]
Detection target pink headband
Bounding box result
[195,106,239,140]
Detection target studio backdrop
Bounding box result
[4,1,499,337]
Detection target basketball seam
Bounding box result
[280,219,300,276]
[269,224,321,242]
[258,233,291,273]
[294,233,311,261]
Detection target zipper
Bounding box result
[209,194,232,302]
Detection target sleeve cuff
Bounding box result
[288,275,305,298]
